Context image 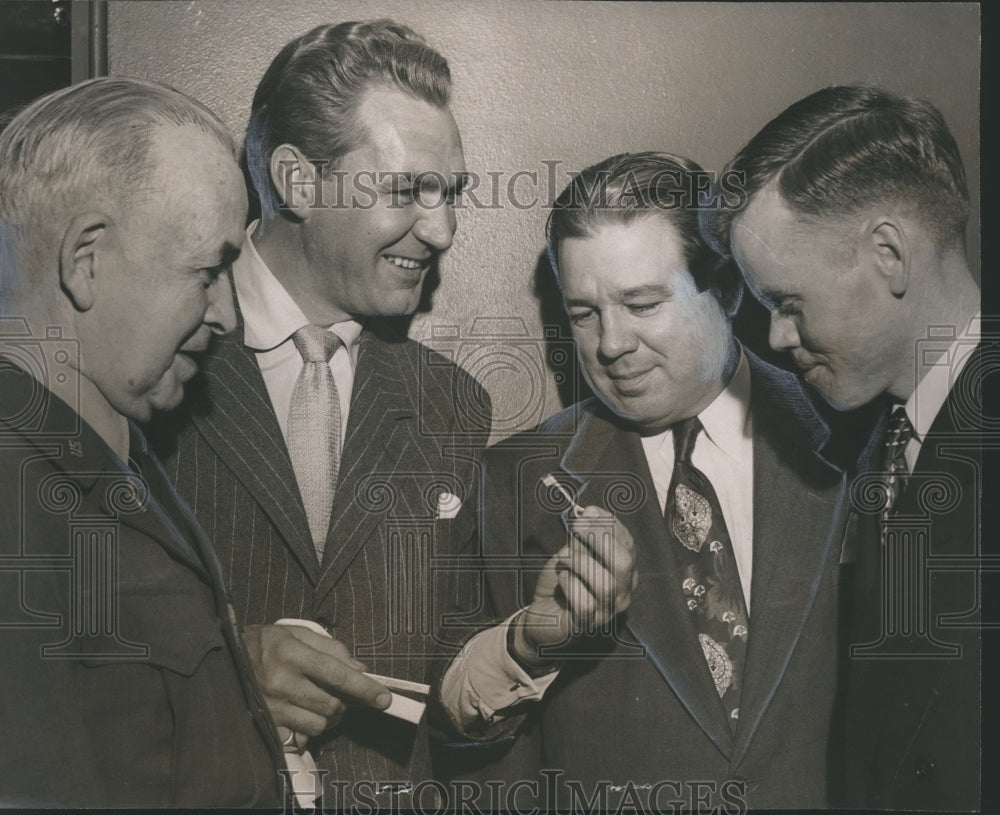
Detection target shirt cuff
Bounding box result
[439,610,560,737]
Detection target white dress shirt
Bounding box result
[640,350,754,608]
[440,350,755,735]
[233,223,363,446]
[902,312,981,472]
[839,313,981,568]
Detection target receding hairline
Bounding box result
[0,77,236,217]
[353,81,457,134]
[126,121,243,212]
[0,79,240,286]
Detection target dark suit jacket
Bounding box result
[837,344,982,810]
[152,319,491,807]
[0,362,283,807]
[446,352,848,811]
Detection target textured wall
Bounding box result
[108,1,980,439]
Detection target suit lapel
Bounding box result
[908,340,982,482]
[315,333,419,601]
[853,408,891,610]
[190,328,317,580]
[116,431,211,582]
[112,476,211,582]
[854,343,982,632]
[731,356,847,764]
[128,424,286,761]
[2,377,211,582]
[560,406,736,757]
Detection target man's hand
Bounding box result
[244,624,391,736]
[513,505,637,669]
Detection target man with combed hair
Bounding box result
[709,84,981,810]
[438,152,849,810]
[0,77,284,806]
[152,20,491,807]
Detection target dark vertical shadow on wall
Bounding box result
[533,248,592,410]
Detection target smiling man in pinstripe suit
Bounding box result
[151,20,491,808]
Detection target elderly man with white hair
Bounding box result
[0,77,284,807]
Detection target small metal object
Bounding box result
[541,473,585,517]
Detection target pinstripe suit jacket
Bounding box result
[151,318,491,806]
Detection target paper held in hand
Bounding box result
[273,618,429,724]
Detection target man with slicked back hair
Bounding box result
[711,84,981,811]
[152,20,491,808]
[436,152,850,811]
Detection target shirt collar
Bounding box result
[697,345,752,462]
[904,312,980,442]
[644,345,752,462]
[234,221,364,354]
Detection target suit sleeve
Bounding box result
[430,435,559,744]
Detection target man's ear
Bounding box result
[269,144,318,220]
[59,212,108,311]
[868,217,910,297]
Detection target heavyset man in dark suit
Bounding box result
[0,78,284,806]
[438,153,849,810]
[713,85,982,810]
[152,20,491,807]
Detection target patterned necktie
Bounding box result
[665,417,749,730]
[287,325,342,562]
[880,405,916,519]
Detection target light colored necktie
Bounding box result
[287,325,342,562]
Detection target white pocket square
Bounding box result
[436,491,462,519]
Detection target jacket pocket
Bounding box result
[79,589,225,676]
